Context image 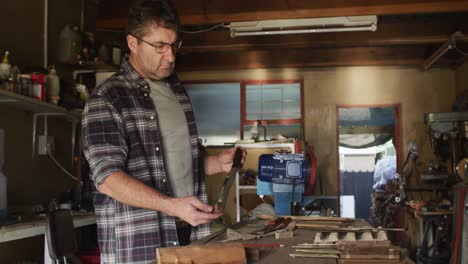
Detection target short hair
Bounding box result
[127,0,180,38]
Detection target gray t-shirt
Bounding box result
[147,79,194,197]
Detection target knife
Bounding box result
[213,148,243,213]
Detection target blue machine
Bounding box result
[257,153,310,215]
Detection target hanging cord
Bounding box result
[47,144,79,182]
[179,23,229,34]
[451,33,468,56]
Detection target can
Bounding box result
[30,73,46,101]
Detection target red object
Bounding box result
[77,248,100,264]
[294,140,302,153]
[452,185,467,264]
[304,149,317,195]
[30,73,46,101]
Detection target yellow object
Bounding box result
[1,51,9,64]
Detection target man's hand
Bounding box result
[204,147,247,175]
[167,196,222,226]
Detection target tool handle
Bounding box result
[232,148,243,168]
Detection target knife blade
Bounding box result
[213,148,243,213]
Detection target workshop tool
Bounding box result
[221,228,261,242]
[251,217,292,235]
[256,214,352,222]
[213,148,243,212]
[296,223,405,232]
[191,227,228,245]
[257,152,315,215]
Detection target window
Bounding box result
[185,82,241,146]
[242,80,303,140]
[185,80,304,146]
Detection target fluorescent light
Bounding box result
[229,15,378,38]
[231,24,376,37]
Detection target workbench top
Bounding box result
[0,212,95,243]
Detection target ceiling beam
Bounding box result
[175,0,468,25]
[96,0,468,29]
[175,46,444,71]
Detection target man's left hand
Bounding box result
[204,147,246,175]
[216,147,246,173]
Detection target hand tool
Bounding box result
[252,217,292,235]
[213,148,243,213]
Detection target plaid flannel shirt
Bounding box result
[82,59,211,263]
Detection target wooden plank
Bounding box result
[290,253,339,259]
[176,46,433,71]
[156,244,247,264]
[256,214,351,222]
[296,223,405,232]
[341,245,400,259]
[175,0,468,24]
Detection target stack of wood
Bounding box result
[290,215,402,263]
[338,240,401,264]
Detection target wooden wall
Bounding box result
[456,61,468,96]
[0,0,82,262]
[0,0,45,68]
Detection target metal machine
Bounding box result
[423,111,468,264]
[256,152,315,215]
[424,111,468,182]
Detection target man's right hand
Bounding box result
[167,196,222,226]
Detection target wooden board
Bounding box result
[341,245,400,259]
[257,215,351,222]
[156,243,247,264]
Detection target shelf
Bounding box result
[238,185,257,190]
[0,89,81,119]
[0,213,95,243]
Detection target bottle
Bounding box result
[46,66,60,104]
[58,25,82,63]
[0,51,11,81]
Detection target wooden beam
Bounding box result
[175,0,468,24]
[175,46,444,71]
[96,0,468,29]
[179,21,468,53]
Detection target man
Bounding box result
[82,0,244,262]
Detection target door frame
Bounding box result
[335,103,403,216]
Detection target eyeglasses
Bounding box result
[130,33,182,54]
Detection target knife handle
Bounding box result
[233,148,243,168]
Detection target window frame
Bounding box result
[241,79,305,140]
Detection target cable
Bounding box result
[47,147,79,182]
[179,23,228,34]
[454,46,468,56]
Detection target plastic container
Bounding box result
[0,51,11,81]
[58,25,82,63]
[46,66,60,104]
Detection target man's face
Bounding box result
[128,24,177,80]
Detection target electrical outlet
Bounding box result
[38,135,54,155]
